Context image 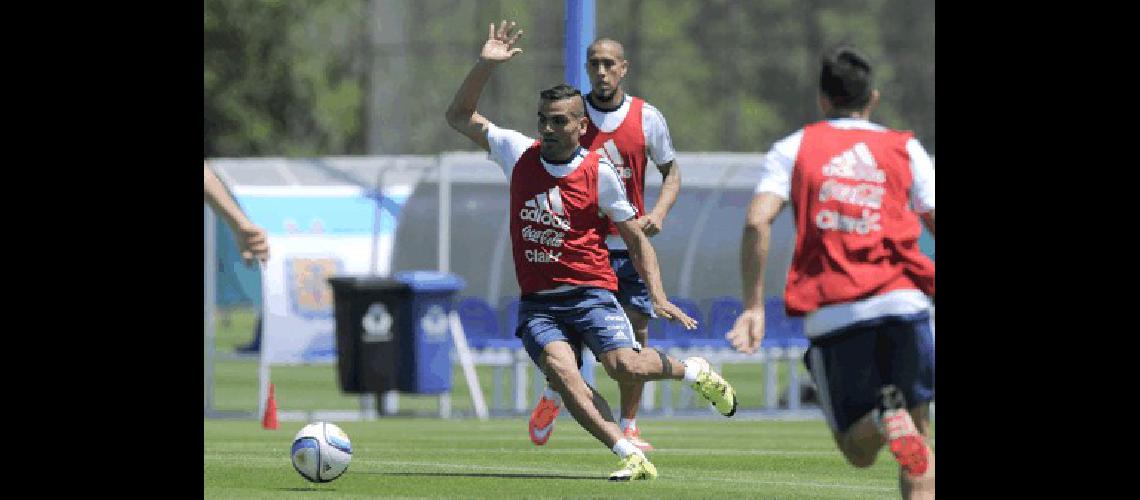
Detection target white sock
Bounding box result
[682,359,703,383]
[619,418,636,433]
[542,385,562,406]
[611,438,643,459]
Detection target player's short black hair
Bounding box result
[539,84,584,117]
[820,45,873,111]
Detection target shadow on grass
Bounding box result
[362,471,602,481]
[277,487,334,491]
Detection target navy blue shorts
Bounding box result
[515,287,642,368]
[608,250,655,318]
[804,311,935,434]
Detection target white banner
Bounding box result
[233,185,412,365]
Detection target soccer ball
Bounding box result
[290,422,352,483]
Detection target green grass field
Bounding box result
[205,418,918,499]
[206,307,934,498]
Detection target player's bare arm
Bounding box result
[614,218,696,329]
[204,161,269,266]
[727,192,785,354]
[639,160,680,236]
[444,20,524,151]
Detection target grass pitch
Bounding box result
[204,417,927,498]
[206,307,933,498]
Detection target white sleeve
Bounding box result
[755,130,801,199]
[907,138,935,213]
[641,103,676,165]
[597,157,637,222]
[486,123,536,177]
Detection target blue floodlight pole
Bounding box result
[565,0,598,387]
[564,0,595,94]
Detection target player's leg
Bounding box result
[803,325,885,467]
[619,307,651,398]
[529,261,655,447]
[882,312,935,500]
[610,250,654,413]
[617,305,652,448]
[522,294,585,447]
[613,249,655,447]
[528,336,585,445]
[898,404,934,500]
[573,289,737,417]
[517,296,655,480]
[539,342,657,481]
[538,341,621,446]
[600,348,738,416]
[805,312,935,500]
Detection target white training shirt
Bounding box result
[584,94,677,250]
[755,118,936,337]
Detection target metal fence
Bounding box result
[205,153,932,420]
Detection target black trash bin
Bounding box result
[327,276,410,394]
[327,271,466,395]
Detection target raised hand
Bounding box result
[481,20,524,63]
[726,308,765,354]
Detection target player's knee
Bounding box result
[626,350,659,378]
[836,435,879,468]
[544,362,590,398]
[542,354,579,380]
[601,351,643,381]
[840,447,878,468]
[601,357,631,381]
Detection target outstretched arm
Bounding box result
[726,192,785,354]
[204,161,269,266]
[615,219,696,329]
[444,20,524,151]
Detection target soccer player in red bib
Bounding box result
[528,38,681,452]
[727,45,936,499]
[446,20,738,481]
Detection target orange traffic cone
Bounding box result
[262,383,279,430]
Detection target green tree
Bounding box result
[203,0,933,157]
[204,0,369,157]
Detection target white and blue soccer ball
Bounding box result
[290,422,352,483]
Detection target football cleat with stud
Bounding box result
[873,385,931,477]
[528,394,561,446]
[685,357,738,417]
[608,453,658,481]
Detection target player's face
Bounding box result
[587,45,627,101]
[537,98,587,159]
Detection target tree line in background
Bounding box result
[205,0,933,158]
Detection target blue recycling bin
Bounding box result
[392,270,465,393]
[327,271,465,395]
